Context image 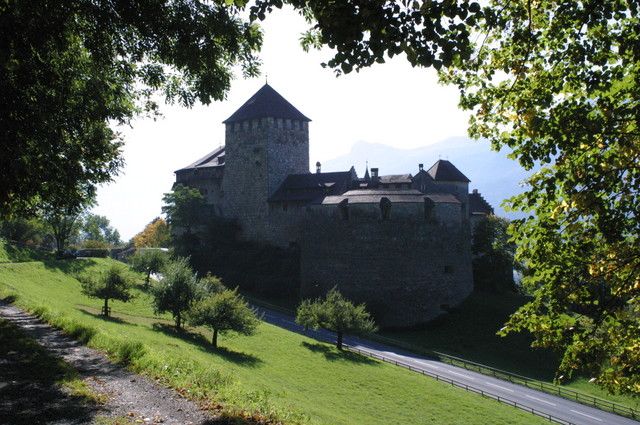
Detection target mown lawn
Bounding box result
[0,257,550,425]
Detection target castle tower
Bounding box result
[222,83,311,241]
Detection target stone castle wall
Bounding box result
[300,203,473,328]
[176,167,225,215]
[222,118,309,243]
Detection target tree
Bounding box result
[80,213,121,247]
[1,0,261,216]
[132,218,171,248]
[81,265,133,317]
[188,289,259,348]
[130,249,169,288]
[152,257,200,330]
[162,185,208,236]
[472,216,517,293]
[437,0,640,395]
[296,288,377,350]
[41,202,84,256]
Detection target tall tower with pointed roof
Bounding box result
[222,83,311,241]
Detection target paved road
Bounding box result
[256,306,640,425]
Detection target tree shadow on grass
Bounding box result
[152,323,263,367]
[77,307,131,325]
[42,257,99,274]
[301,341,379,365]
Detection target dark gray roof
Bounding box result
[223,84,311,124]
[176,146,225,172]
[379,174,413,184]
[269,171,353,203]
[469,191,494,215]
[323,189,460,205]
[427,160,470,182]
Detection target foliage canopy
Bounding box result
[296,287,377,350]
[152,257,200,330]
[81,265,134,317]
[188,288,259,348]
[1,0,261,216]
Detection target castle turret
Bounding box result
[222,83,310,241]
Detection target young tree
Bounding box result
[296,288,377,350]
[81,265,133,317]
[130,249,169,288]
[132,218,171,248]
[188,289,259,348]
[152,258,200,330]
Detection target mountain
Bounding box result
[321,138,532,218]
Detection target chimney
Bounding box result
[316,161,321,174]
[418,163,424,171]
[371,167,379,178]
[473,189,478,194]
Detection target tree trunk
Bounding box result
[175,312,181,330]
[336,331,343,350]
[103,297,109,317]
[145,270,151,287]
[212,329,218,348]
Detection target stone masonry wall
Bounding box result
[300,203,473,328]
[222,118,309,243]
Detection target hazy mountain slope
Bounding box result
[322,138,531,217]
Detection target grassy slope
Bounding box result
[0,258,549,425]
[0,239,51,263]
[379,291,640,409]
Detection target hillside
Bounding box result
[322,138,530,217]
[0,255,549,425]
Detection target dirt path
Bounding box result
[0,302,216,425]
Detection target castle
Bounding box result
[174,84,494,327]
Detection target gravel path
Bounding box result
[0,302,216,425]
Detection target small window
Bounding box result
[282,202,288,211]
[444,265,454,274]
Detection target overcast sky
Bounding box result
[93,7,470,240]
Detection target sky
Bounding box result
[93,7,471,241]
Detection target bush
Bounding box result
[75,248,109,258]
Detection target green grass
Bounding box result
[0,258,551,425]
[0,238,51,263]
[379,291,640,410]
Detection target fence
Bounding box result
[248,298,639,421]
[368,334,639,421]
[348,345,575,425]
